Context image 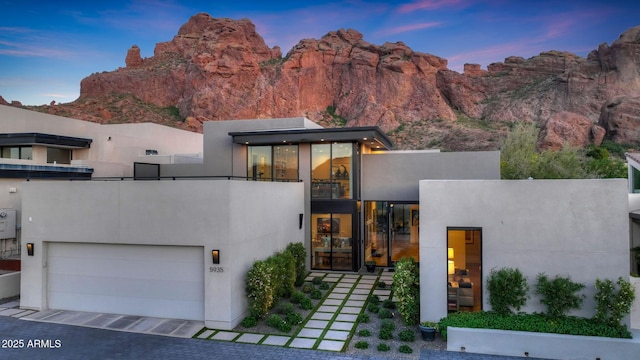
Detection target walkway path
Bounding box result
[194,271,394,351]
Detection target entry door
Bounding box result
[311,213,353,271]
[365,202,419,267]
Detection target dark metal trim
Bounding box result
[229,127,393,150]
[0,133,92,148]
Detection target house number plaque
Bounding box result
[209,266,224,273]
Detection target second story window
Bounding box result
[248,145,298,181]
[1,146,32,160]
[311,143,353,199]
[47,148,71,164]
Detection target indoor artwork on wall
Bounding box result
[317,218,340,233]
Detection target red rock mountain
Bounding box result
[11,13,640,151]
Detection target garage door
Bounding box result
[47,243,204,320]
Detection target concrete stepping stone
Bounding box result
[335,282,353,288]
[298,328,323,338]
[344,300,365,307]
[323,330,349,340]
[196,329,215,339]
[236,333,264,343]
[305,319,329,329]
[289,338,316,349]
[330,321,354,331]
[311,312,334,320]
[316,339,345,351]
[339,306,361,314]
[211,331,240,341]
[322,299,343,306]
[317,305,339,313]
[13,310,36,318]
[342,274,360,279]
[327,292,348,300]
[339,278,357,283]
[335,314,358,322]
[351,289,371,295]
[261,335,289,346]
[0,308,29,317]
[348,294,368,301]
[373,289,391,297]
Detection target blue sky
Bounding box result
[1,0,638,105]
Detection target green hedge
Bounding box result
[439,312,632,340]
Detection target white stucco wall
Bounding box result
[20,179,304,329]
[420,179,630,324]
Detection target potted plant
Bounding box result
[632,247,640,274]
[365,260,376,273]
[419,321,438,341]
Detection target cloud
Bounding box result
[375,22,442,37]
[397,0,466,13]
[0,28,75,58]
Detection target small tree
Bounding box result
[245,260,274,318]
[392,257,420,325]
[285,242,307,286]
[594,277,636,326]
[535,273,585,318]
[486,267,529,315]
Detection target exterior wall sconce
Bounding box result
[211,249,220,264]
[26,243,34,256]
[299,213,303,229]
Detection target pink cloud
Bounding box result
[397,0,466,13]
[376,22,442,37]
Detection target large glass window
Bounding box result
[447,228,482,312]
[247,145,298,181]
[1,146,32,160]
[311,143,352,199]
[47,148,71,164]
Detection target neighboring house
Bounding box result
[0,105,203,260]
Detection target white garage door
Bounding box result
[47,243,204,320]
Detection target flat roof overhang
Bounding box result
[0,133,92,149]
[229,127,394,150]
[630,211,640,221]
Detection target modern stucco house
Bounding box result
[11,110,638,330]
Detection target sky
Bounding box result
[1,0,638,106]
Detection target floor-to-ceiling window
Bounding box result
[447,228,482,312]
[310,213,353,271]
[311,143,352,199]
[248,145,298,181]
[364,201,419,267]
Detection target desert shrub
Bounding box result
[285,242,307,286]
[486,267,529,315]
[368,294,380,305]
[266,314,283,328]
[377,343,390,351]
[382,299,396,309]
[286,311,303,325]
[398,345,413,354]
[299,296,313,310]
[358,313,370,323]
[393,257,420,325]
[319,281,330,290]
[240,316,257,328]
[398,329,415,342]
[245,260,274,318]
[378,327,393,340]
[377,281,387,289]
[310,288,322,299]
[277,320,292,333]
[290,290,305,304]
[368,303,380,314]
[301,282,314,293]
[312,276,323,285]
[358,329,371,337]
[377,308,393,319]
[594,277,636,326]
[380,319,396,331]
[535,273,585,318]
[354,341,369,349]
[275,301,295,315]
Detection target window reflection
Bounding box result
[311,143,352,199]
[248,145,298,181]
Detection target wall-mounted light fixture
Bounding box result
[211,249,220,264]
[299,213,304,229]
[26,243,34,256]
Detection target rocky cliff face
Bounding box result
[17,14,640,151]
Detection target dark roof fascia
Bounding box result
[0,163,93,179]
[0,133,92,149]
[229,127,394,150]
